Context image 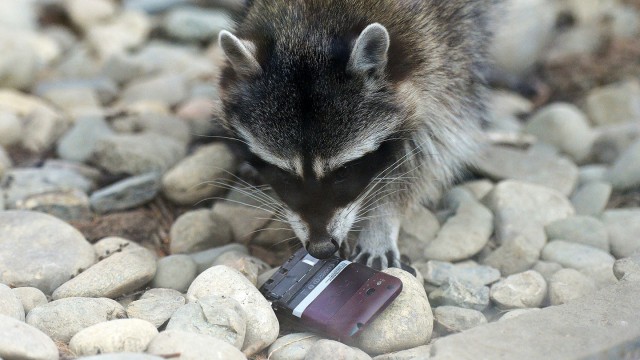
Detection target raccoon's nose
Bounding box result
[306,237,339,259]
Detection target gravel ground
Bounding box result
[0,0,639,360]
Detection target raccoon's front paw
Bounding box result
[349,244,401,270]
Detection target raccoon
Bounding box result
[217,0,498,269]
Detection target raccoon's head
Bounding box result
[218,23,407,259]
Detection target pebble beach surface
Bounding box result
[1,0,640,359]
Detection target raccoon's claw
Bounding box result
[350,245,401,270]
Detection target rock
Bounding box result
[607,139,640,191]
[0,111,22,146]
[0,314,59,360]
[124,0,188,14]
[578,165,609,185]
[483,180,574,250]
[461,179,495,200]
[92,133,187,176]
[43,160,103,183]
[524,103,594,162]
[416,261,501,288]
[532,261,563,282]
[14,189,92,222]
[65,0,117,31]
[11,287,47,314]
[545,216,609,251]
[93,237,144,259]
[429,279,490,311]
[119,74,187,107]
[570,182,612,216]
[82,354,165,360]
[586,80,640,126]
[112,113,191,144]
[541,240,615,270]
[57,116,114,162]
[0,147,10,178]
[475,146,579,196]
[398,206,440,263]
[189,243,249,274]
[372,345,432,360]
[86,11,151,58]
[423,200,493,262]
[0,32,40,89]
[126,288,185,328]
[170,209,233,254]
[482,234,541,276]
[187,266,278,356]
[1,168,93,209]
[212,252,270,285]
[0,211,96,294]
[499,308,541,322]
[579,263,618,290]
[602,209,640,258]
[305,339,371,360]
[355,268,433,355]
[0,284,25,321]
[0,1,37,30]
[549,269,597,305]
[26,297,126,343]
[163,7,233,42]
[433,306,487,335]
[101,52,149,85]
[267,333,323,360]
[151,255,197,292]
[69,318,158,356]
[589,122,640,164]
[0,89,67,152]
[167,295,246,348]
[40,86,102,117]
[52,247,156,299]
[212,201,273,245]
[132,42,216,81]
[90,172,161,213]
[35,78,119,106]
[490,270,547,309]
[613,254,640,280]
[147,330,247,360]
[177,97,220,136]
[162,143,238,206]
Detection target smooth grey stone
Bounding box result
[398,206,440,263]
[189,243,248,274]
[124,0,187,14]
[92,133,186,176]
[482,234,541,276]
[524,103,594,162]
[211,201,272,244]
[602,209,640,258]
[81,354,165,360]
[187,266,278,356]
[1,167,93,208]
[43,159,103,183]
[475,146,579,196]
[490,270,547,309]
[64,0,117,31]
[90,172,161,213]
[424,200,493,262]
[372,345,432,360]
[52,247,156,300]
[69,319,158,356]
[433,306,487,335]
[35,78,119,106]
[93,237,144,259]
[570,182,612,216]
[11,287,47,314]
[305,340,371,360]
[532,261,563,282]
[607,139,640,191]
[26,297,126,343]
[57,116,114,162]
[586,80,640,126]
[0,110,22,147]
[0,146,11,179]
[429,279,490,311]
[170,209,233,254]
[613,254,640,280]
[147,330,246,360]
[589,122,640,164]
[542,240,615,270]
[0,314,59,360]
[166,294,246,348]
[112,113,190,145]
[162,143,238,206]
[126,288,185,328]
[14,189,92,222]
[355,269,433,356]
[268,333,322,360]
[549,269,597,305]
[578,165,609,185]
[119,74,187,107]
[545,216,609,251]
[499,308,542,322]
[0,211,96,294]
[151,254,197,292]
[579,263,618,290]
[162,6,232,42]
[416,260,500,287]
[212,251,271,286]
[0,283,25,321]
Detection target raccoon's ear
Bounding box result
[219,30,262,78]
[348,23,390,76]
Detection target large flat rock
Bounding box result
[428,279,640,360]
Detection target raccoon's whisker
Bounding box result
[202,181,284,213]
[192,134,251,146]
[269,236,302,249]
[245,227,294,236]
[204,166,282,206]
[194,197,277,214]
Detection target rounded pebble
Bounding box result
[11,287,47,314]
[545,216,609,251]
[0,314,59,360]
[433,306,487,335]
[147,330,247,360]
[490,270,547,309]
[305,339,371,360]
[151,255,198,292]
[126,288,185,328]
[0,283,25,320]
[541,240,615,270]
[549,269,597,305]
[170,209,233,254]
[267,333,323,360]
[69,318,158,356]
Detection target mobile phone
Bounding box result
[259,248,403,340]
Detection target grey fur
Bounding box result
[217,0,499,268]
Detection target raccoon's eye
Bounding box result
[333,165,349,184]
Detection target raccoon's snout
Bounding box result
[306,236,339,259]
